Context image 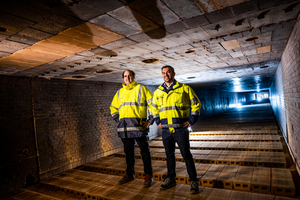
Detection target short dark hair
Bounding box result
[161,65,175,73]
[122,70,135,78]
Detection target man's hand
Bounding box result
[143,122,151,129]
[158,123,162,130]
[183,121,191,128]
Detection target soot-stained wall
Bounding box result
[2,76,151,195]
[280,16,300,174]
[269,62,287,140]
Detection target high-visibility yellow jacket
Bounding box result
[110,80,153,138]
[152,80,201,133]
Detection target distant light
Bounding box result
[258,97,262,101]
[229,103,242,108]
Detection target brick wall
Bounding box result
[32,78,124,180]
[281,16,300,174]
[269,62,287,140]
[0,76,37,195]
[0,76,128,195]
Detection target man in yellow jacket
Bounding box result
[110,70,154,187]
[152,65,201,194]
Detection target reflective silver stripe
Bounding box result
[191,111,200,115]
[161,124,183,128]
[137,85,143,106]
[151,103,157,108]
[117,127,145,132]
[153,114,159,118]
[147,98,152,104]
[119,102,147,109]
[190,97,199,104]
[119,102,138,109]
[110,104,117,109]
[159,106,189,112]
[111,113,118,117]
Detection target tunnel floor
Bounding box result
[3,103,300,200]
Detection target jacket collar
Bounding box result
[158,79,180,92]
[122,80,138,90]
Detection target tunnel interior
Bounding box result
[1,0,300,198]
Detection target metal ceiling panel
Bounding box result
[0,11,34,30]
[165,32,194,45]
[202,22,231,38]
[165,21,189,34]
[161,0,204,19]
[255,32,272,44]
[60,0,124,21]
[127,0,180,26]
[183,27,211,41]
[134,41,165,51]
[230,51,244,58]
[47,35,96,50]
[149,38,178,48]
[128,33,152,42]
[0,40,29,53]
[60,28,107,47]
[108,6,159,32]
[204,7,234,23]
[257,45,271,54]
[231,0,259,16]
[220,39,240,50]
[90,14,139,37]
[74,22,124,43]
[127,45,151,55]
[101,38,137,50]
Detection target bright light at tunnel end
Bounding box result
[229,103,242,108]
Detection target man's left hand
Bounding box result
[143,122,151,129]
[183,121,191,128]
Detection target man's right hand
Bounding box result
[158,123,162,130]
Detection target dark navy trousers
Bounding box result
[121,136,153,177]
[162,128,197,182]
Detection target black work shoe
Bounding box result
[160,178,176,190]
[143,174,153,188]
[118,174,134,185]
[190,181,199,194]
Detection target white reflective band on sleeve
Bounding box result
[110,104,118,109]
[191,111,200,115]
[111,113,118,118]
[151,103,158,108]
[159,106,189,112]
[190,97,199,104]
[117,127,145,132]
[147,98,152,104]
[137,85,143,106]
[161,124,183,128]
[153,114,159,118]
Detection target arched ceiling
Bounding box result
[0,0,299,92]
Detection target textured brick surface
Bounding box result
[280,17,300,175]
[1,75,156,195]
